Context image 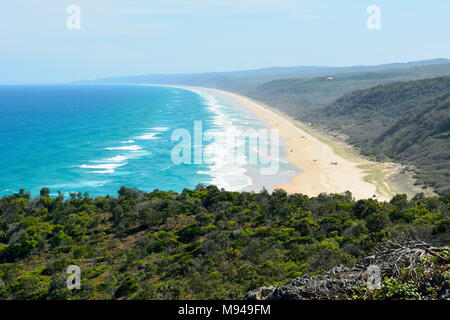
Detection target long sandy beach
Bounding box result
[154,85,396,201]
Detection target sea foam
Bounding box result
[188,89,254,191]
[151,127,169,131]
[135,133,159,140]
[105,145,142,151]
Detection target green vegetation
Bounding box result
[303,77,450,195]
[248,64,450,116]
[353,249,450,300]
[0,186,448,300]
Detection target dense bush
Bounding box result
[0,186,448,299]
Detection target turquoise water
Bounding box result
[0,85,299,197]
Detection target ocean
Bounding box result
[0,85,299,197]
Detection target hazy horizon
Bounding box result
[1,57,448,86]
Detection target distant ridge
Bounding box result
[249,62,450,115]
[77,58,450,89]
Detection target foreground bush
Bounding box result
[0,186,448,299]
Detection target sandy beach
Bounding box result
[152,85,398,201]
[211,88,395,200]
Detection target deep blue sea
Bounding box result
[0,85,299,197]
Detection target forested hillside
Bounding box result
[0,186,448,300]
[370,92,450,193]
[302,77,450,195]
[247,64,450,116]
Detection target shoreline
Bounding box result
[148,84,413,201]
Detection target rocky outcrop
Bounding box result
[245,260,375,300]
[244,242,449,300]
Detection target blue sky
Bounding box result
[1,0,449,83]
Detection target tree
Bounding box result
[40,188,50,198]
[390,194,408,211]
[366,212,390,233]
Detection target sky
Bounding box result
[0,0,449,84]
